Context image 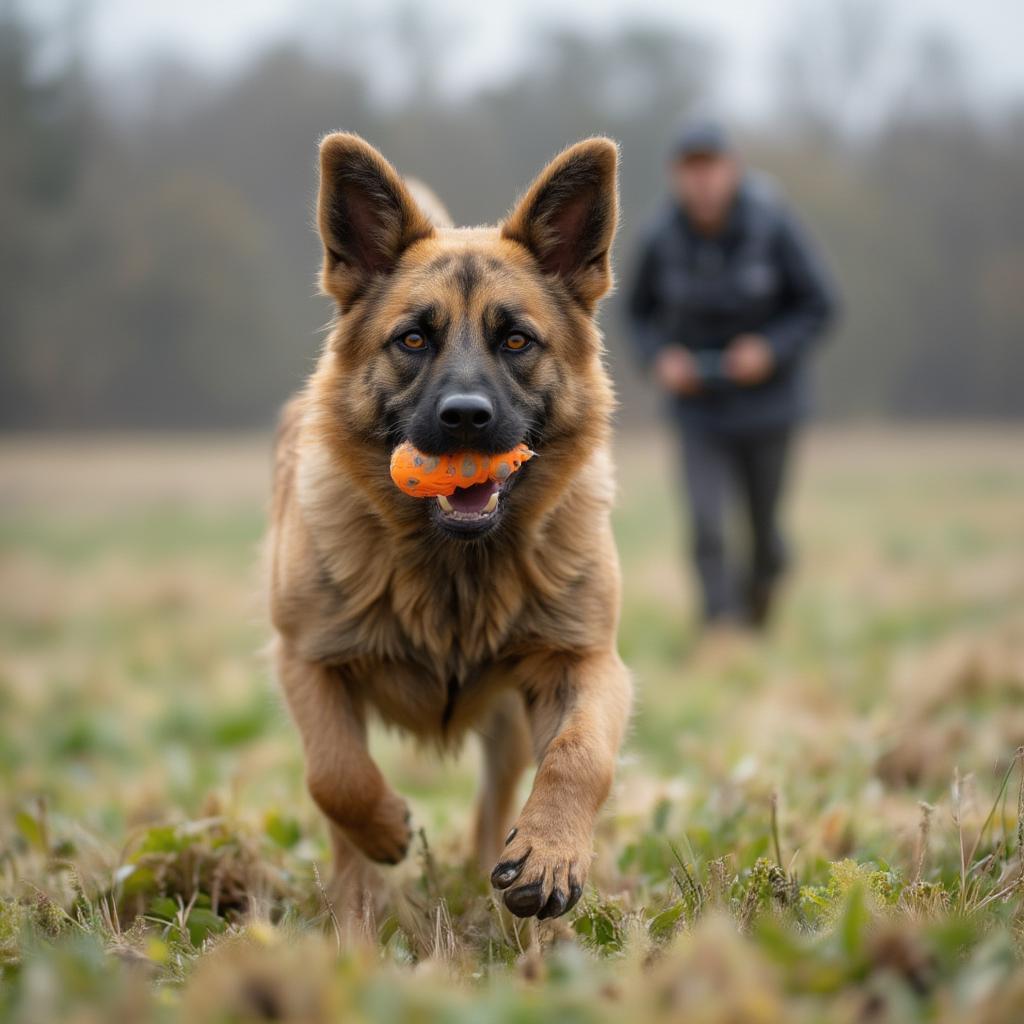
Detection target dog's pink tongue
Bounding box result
[449,480,498,513]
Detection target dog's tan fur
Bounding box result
[267,133,631,922]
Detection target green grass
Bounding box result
[1,429,1023,1022]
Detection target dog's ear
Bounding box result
[317,133,435,308]
[501,138,619,310]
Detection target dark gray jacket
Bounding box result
[628,174,838,433]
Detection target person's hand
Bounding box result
[725,334,774,386]
[654,346,701,395]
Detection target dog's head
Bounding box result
[311,132,618,541]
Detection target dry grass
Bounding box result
[1,426,1023,1022]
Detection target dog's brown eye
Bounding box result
[503,333,532,352]
[400,332,427,351]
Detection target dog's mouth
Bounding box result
[429,472,522,538]
[437,479,500,518]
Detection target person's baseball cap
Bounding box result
[671,118,732,160]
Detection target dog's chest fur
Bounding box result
[300,557,526,734]
[276,435,613,736]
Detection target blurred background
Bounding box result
[2,3,1024,1019]
[4,0,1024,430]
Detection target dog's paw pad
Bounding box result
[490,851,530,890]
[503,879,547,917]
[490,826,589,919]
[348,794,413,865]
[536,887,567,920]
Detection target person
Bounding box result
[628,118,838,630]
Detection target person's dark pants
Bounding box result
[680,425,793,626]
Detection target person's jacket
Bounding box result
[627,173,838,433]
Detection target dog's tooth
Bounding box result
[437,495,454,513]
[483,492,499,514]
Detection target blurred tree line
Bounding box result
[2,1,1023,429]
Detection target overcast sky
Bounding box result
[31,0,1024,118]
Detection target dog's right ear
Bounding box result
[317,133,434,308]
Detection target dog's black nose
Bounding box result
[437,393,494,439]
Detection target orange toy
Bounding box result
[390,441,534,498]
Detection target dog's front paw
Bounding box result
[490,823,589,919]
[345,791,413,865]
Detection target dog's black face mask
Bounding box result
[382,273,546,538]
[401,312,532,459]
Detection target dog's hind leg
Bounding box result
[472,690,532,874]
[276,645,413,887]
[322,824,383,944]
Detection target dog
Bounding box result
[267,132,631,923]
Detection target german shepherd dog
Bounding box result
[268,133,631,923]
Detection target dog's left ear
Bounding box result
[501,138,619,310]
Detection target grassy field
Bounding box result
[1,428,1023,1023]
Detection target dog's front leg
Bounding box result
[276,644,412,872]
[491,649,631,919]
